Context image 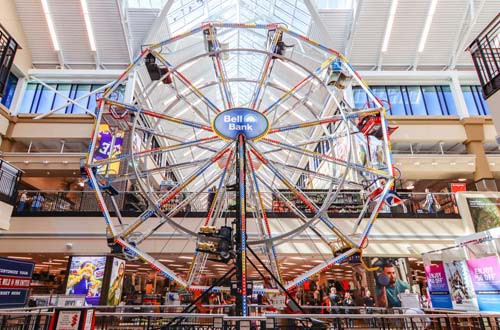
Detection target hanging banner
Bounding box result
[443,260,479,311]
[451,183,466,193]
[425,262,453,309]
[466,256,500,312]
[0,257,34,308]
[93,124,124,175]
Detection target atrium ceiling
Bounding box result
[14,0,500,71]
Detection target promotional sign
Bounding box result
[0,257,34,308]
[49,308,95,330]
[93,124,124,175]
[425,262,453,309]
[451,183,466,193]
[466,256,500,312]
[443,260,479,311]
[466,197,500,232]
[65,257,107,306]
[106,258,126,306]
[213,108,269,141]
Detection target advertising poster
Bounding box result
[65,256,107,305]
[0,257,34,308]
[55,310,81,330]
[466,256,500,312]
[466,197,500,232]
[106,258,126,306]
[93,124,124,175]
[443,260,479,311]
[425,262,453,309]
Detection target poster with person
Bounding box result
[106,258,126,306]
[425,262,453,309]
[65,256,107,305]
[466,256,500,312]
[443,260,478,311]
[375,261,411,308]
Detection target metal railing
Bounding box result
[11,189,460,218]
[468,13,500,100]
[0,306,499,330]
[0,159,22,205]
[0,23,19,98]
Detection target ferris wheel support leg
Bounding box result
[247,246,305,314]
[236,134,248,317]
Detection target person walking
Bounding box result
[31,193,45,212]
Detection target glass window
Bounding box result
[18,83,37,113]
[421,86,442,116]
[462,86,481,116]
[407,86,427,115]
[440,86,457,115]
[35,84,57,114]
[70,84,91,114]
[353,87,368,108]
[52,84,72,114]
[386,86,406,115]
[0,73,18,109]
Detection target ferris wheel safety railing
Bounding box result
[11,190,460,218]
[1,306,500,330]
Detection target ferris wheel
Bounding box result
[84,22,394,315]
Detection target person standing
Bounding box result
[363,290,376,327]
[376,263,411,308]
[31,193,45,212]
[17,191,28,212]
[343,292,355,327]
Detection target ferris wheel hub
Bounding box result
[212,108,269,141]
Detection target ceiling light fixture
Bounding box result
[80,0,97,51]
[381,0,399,52]
[7,256,33,260]
[458,178,467,182]
[418,0,438,52]
[40,0,60,51]
[406,184,415,189]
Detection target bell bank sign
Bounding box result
[213,108,269,141]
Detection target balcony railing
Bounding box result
[12,189,460,218]
[0,159,22,205]
[0,24,18,98]
[468,13,500,99]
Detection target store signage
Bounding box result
[425,262,453,309]
[467,256,500,312]
[213,108,269,141]
[0,257,34,308]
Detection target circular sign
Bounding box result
[213,108,269,141]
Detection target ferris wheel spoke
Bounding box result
[247,151,283,283]
[153,51,222,114]
[250,30,282,110]
[260,137,391,178]
[205,150,234,226]
[207,26,235,108]
[115,237,187,287]
[120,143,233,239]
[262,55,336,116]
[248,144,355,247]
[137,171,225,245]
[249,172,330,247]
[90,136,219,167]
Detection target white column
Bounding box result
[449,74,469,119]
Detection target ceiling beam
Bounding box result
[449,0,486,69]
[303,0,336,47]
[345,0,364,58]
[144,0,175,46]
[115,0,134,62]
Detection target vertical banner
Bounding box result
[93,124,124,175]
[466,256,500,312]
[425,262,453,309]
[443,261,479,310]
[65,256,107,306]
[0,257,34,308]
[106,258,126,306]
